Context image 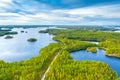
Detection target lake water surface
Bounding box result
[0,27,120,77]
[0,27,55,62]
[70,48,120,77]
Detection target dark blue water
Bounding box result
[70,49,120,77]
[0,27,55,62]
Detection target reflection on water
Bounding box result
[0,27,55,62]
[70,49,120,77]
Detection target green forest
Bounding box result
[44,37,118,80]
[99,39,120,58]
[0,0,120,78]
[0,30,18,36]
[0,43,61,80]
[0,28,120,80]
[44,29,120,41]
[43,29,120,58]
[46,49,117,80]
[86,47,97,53]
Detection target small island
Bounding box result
[21,31,24,33]
[39,30,48,33]
[27,38,37,42]
[5,35,13,39]
[86,47,97,53]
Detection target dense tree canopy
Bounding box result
[0,27,120,80]
[0,43,61,80]
[99,39,120,58]
[86,47,97,53]
[43,29,120,42]
[44,29,120,58]
[0,30,18,36]
[46,49,118,80]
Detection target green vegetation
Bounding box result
[45,29,120,42]
[45,47,118,80]
[99,39,120,58]
[116,78,120,80]
[7,31,18,34]
[5,35,13,39]
[27,38,37,42]
[44,29,120,58]
[54,38,97,52]
[21,31,24,33]
[0,31,18,36]
[0,35,119,79]
[39,30,48,33]
[44,33,118,79]
[86,47,97,53]
[0,27,120,80]
[57,26,119,31]
[0,43,61,80]
[0,31,8,36]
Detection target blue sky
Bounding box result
[0,0,120,25]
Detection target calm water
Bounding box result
[0,27,120,77]
[0,27,55,62]
[70,49,120,77]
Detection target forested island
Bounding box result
[4,35,13,39]
[86,47,97,53]
[0,26,120,80]
[27,38,37,42]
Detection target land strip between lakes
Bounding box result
[41,50,60,80]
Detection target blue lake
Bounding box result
[0,27,120,77]
[70,48,120,77]
[0,27,55,62]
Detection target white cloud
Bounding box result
[0,12,20,16]
[0,0,13,11]
[61,4,120,18]
[0,1,120,25]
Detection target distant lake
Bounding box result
[0,27,55,62]
[70,48,120,77]
[0,27,120,77]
